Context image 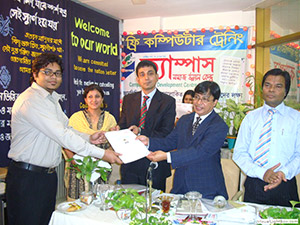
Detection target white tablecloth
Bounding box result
[49,204,127,225]
[49,198,264,225]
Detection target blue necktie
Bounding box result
[254,109,276,167]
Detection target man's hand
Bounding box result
[90,131,106,145]
[147,151,167,162]
[102,149,123,164]
[110,125,120,131]
[136,135,149,146]
[263,163,281,183]
[128,125,140,135]
[264,171,286,191]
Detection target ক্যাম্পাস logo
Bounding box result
[0,66,11,89]
[0,15,14,37]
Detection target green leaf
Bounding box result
[66,158,74,162]
[76,173,82,179]
[226,99,237,109]
[233,113,241,131]
[74,158,83,164]
[290,200,300,209]
[85,173,91,183]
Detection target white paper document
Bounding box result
[176,103,193,118]
[105,129,150,164]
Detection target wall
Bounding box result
[123,10,255,32]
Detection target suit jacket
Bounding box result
[149,110,228,199]
[118,90,176,187]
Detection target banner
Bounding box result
[0,0,120,166]
[68,1,120,117]
[121,29,253,104]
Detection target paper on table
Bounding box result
[176,103,193,119]
[105,129,150,164]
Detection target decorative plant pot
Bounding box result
[80,191,93,205]
[227,136,236,150]
[116,208,131,222]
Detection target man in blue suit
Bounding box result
[140,81,228,199]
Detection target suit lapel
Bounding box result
[145,90,161,127]
[147,90,161,114]
[190,110,216,143]
[186,113,195,142]
[133,92,142,124]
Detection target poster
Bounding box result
[121,29,252,104]
[0,0,120,166]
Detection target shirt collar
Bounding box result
[263,102,285,116]
[194,109,214,122]
[31,82,60,102]
[142,88,157,100]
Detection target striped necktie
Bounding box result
[139,95,149,129]
[254,109,276,167]
[192,116,202,135]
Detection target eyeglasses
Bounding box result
[40,69,62,78]
[193,95,213,104]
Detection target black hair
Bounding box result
[135,60,158,76]
[83,84,107,109]
[194,81,221,100]
[30,53,63,84]
[182,90,195,103]
[262,68,291,98]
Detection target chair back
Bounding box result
[221,158,240,200]
[296,173,300,198]
[165,169,175,193]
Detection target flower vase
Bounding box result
[80,191,93,205]
[80,177,93,205]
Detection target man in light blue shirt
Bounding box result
[233,68,300,206]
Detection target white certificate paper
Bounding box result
[105,129,150,164]
[176,103,193,118]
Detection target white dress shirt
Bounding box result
[233,102,300,180]
[9,82,105,168]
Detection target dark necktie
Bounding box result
[139,95,149,129]
[192,116,202,135]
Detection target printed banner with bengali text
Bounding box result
[0,0,120,166]
[121,29,252,104]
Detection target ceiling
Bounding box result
[74,0,267,20]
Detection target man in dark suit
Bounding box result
[140,81,228,199]
[117,60,176,191]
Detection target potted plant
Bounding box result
[216,99,253,149]
[106,188,172,225]
[67,156,111,204]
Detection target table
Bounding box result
[49,198,265,225]
[49,204,127,225]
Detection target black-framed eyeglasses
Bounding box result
[193,94,213,104]
[40,69,62,78]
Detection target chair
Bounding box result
[296,173,300,198]
[166,159,242,200]
[0,167,8,225]
[165,169,175,193]
[221,158,242,200]
[109,164,121,185]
